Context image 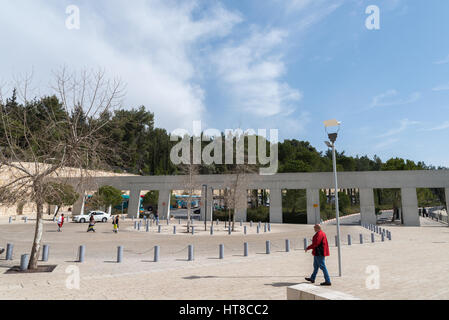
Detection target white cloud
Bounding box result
[211,29,302,117]
[432,83,449,92]
[422,121,449,132]
[374,138,399,150]
[0,0,242,130]
[377,119,419,138]
[370,89,421,108]
[434,55,449,65]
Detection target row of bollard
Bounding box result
[8,236,354,266]
[133,220,271,235]
[362,223,392,241]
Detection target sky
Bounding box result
[0,0,448,167]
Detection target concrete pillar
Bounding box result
[306,189,320,225]
[72,190,86,215]
[127,189,141,219]
[206,187,214,222]
[269,188,282,223]
[359,188,377,225]
[401,188,420,226]
[157,189,171,220]
[200,186,207,221]
[445,188,449,216]
[234,188,247,223]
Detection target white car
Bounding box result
[72,211,111,223]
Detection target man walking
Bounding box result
[57,214,65,232]
[305,224,332,286]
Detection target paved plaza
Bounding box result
[0,216,448,300]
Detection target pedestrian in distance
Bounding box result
[113,215,119,233]
[305,224,332,286]
[87,214,96,233]
[57,214,65,232]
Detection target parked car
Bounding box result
[72,211,111,223]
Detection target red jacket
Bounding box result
[306,230,330,257]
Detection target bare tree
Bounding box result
[0,67,124,270]
[223,133,259,231]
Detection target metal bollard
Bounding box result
[371,233,375,243]
[173,226,176,234]
[146,222,149,232]
[285,239,290,252]
[42,244,49,262]
[117,246,123,263]
[360,234,364,244]
[188,245,194,261]
[167,219,169,225]
[219,244,224,260]
[191,226,195,235]
[134,221,138,229]
[381,233,385,242]
[348,235,352,246]
[388,232,392,241]
[304,238,308,250]
[24,217,28,223]
[20,254,29,271]
[158,225,161,233]
[216,219,219,225]
[78,245,85,263]
[6,243,13,260]
[210,226,214,235]
[228,226,231,235]
[268,224,271,232]
[335,235,338,247]
[257,226,260,234]
[244,226,247,235]
[179,219,181,225]
[266,241,271,254]
[264,224,267,233]
[258,222,261,229]
[154,246,160,262]
[244,242,249,257]
[250,221,253,227]
[8,216,12,224]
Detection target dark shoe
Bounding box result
[320,282,332,286]
[305,278,315,284]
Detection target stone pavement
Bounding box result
[0,218,448,300]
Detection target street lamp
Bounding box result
[324,119,342,277]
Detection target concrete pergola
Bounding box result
[69,170,449,226]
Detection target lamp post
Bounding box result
[324,119,342,277]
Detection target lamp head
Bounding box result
[324,119,341,143]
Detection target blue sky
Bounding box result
[0,0,448,167]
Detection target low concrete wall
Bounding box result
[287,283,360,300]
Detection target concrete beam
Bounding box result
[401,188,420,226]
[359,188,377,225]
[269,188,282,223]
[127,189,141,219]
[306,189,320,225]
[157,189,171,220]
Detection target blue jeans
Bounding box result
[310,256,331,283]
